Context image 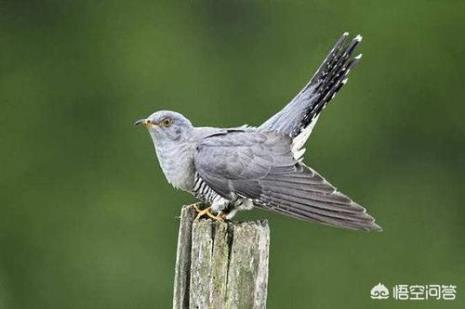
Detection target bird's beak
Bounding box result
[134,119,147,127]
[134,119,159,128]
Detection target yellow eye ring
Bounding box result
[161,118,173,127]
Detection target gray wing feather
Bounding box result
[195,131,293,196]
[194,131,381,231]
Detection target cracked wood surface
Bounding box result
[173,205,270,309]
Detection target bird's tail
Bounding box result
[254,164,382,232]
[260,33,362,149]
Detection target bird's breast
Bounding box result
[154,141,196,191]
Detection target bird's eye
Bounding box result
[161,118,173,128]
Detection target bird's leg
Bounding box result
[195,207,214,220]
[187,202,226,221]
[213,211,227,222]
[188,202,203,213]
[190,204,225,222]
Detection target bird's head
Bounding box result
[134,110,193,142]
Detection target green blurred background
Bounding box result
[1,0,464,308]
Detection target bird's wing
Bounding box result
[194,131,381,231]
[259,33,363,159]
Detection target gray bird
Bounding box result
[135,33,381,231]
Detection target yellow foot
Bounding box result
[188,203,203,213]
[190,204,225,222]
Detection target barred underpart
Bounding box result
[191,172,223,204]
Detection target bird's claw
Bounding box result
[189,203,202,213]
[190,204,225,222]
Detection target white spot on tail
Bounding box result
[291,115,319,160]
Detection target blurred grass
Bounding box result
[0,0,464,308]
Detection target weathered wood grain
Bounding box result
[173,205,270,309]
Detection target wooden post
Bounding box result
[173,205,270,309]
